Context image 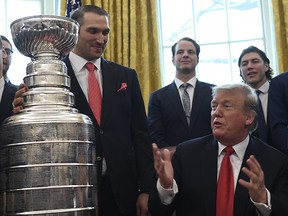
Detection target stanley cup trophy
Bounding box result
[0,15,97,215]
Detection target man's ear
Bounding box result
[245,111,256,126]
[172,57,175,66]
[264,63,269,71]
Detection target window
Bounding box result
[0,0,59,85]
[157,0,277,86]
[1,1,277,86]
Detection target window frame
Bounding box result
[156,0,278,86]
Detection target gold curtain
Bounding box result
[60,0,162,109]
[272,0,288,73]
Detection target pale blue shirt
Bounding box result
[157,135,271,216]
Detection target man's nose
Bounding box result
[95,34,105,43]
[247,61,254,68]
[212,106,222,117]
[182,51,189,57]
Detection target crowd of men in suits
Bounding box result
[1,5,288,216]
[147,36,288,215]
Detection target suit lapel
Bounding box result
[0,82,16,124]
[201,138,218,215]
[234,136,259,216]
[190,80,205,128]
[100,58,118,126]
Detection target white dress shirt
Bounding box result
[257,81,270,123]
[174,76,196,113]
[69,52,103,101]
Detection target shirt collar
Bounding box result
[257,80,269,94]
[69,52,102,73]
[217,135,249,160]
[174,76,197,89]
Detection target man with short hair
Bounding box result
[238,46,273,143]
[0,37,17,125]
[148,37,214,155]
[0,35,14,84]
[149,83,288,216]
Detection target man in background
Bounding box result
[268,72,288,155]
[148,37,214,155]
[0,35,14,85]
[238,46,273,143]
[0,37,17,125]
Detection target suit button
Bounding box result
[96,156,102,161]
[99,129,104,134]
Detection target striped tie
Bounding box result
[181,83,190,125]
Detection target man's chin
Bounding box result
[92,51,104,59]
[212,130,224,140]
[181,68,194,74]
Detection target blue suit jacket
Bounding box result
[0,81,17,126]
[148,80,214,148]
[64,56,154,214]
[268,72,288,155]
[149,135,288,216]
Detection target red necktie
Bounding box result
[85,62,102,125]
[216,146,234,216]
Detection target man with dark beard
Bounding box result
[148,37,214,155]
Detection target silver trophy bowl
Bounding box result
[0,15,97,215]
[10,15,79,59]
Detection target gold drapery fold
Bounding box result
[272,0,288,73]
[60,0,162,108]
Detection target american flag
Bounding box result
[66,0,82,17]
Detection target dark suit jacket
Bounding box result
[148,80,214,148]
[268,72,288,155]
[149,135,288,216]
[64,56,155,214]
[0,81,17,125]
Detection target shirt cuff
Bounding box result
[156,178,178,205]
[251,188,272,216]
